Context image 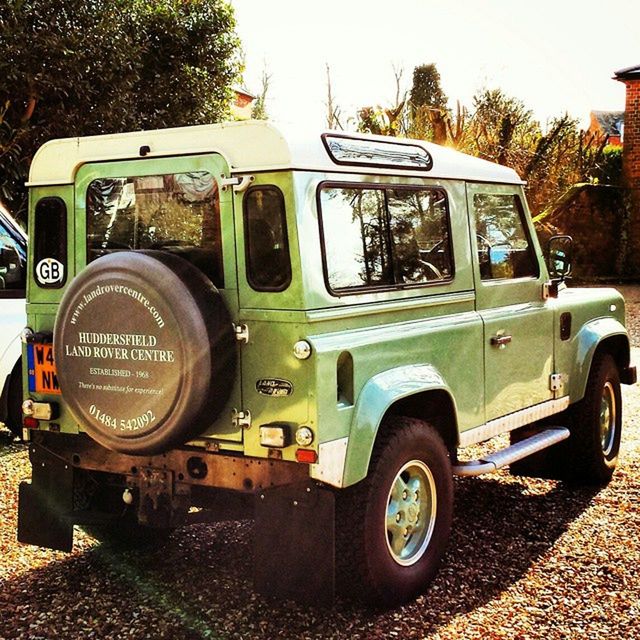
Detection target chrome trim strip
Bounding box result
[458,396,571,447]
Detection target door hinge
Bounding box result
[234,323,249,344]
[232,408,252,430]
[549,373,566,392]
[220,175,254,193]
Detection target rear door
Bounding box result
[467,182,554,423]
[75,153,244,442]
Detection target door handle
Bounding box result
[490,334,512,347]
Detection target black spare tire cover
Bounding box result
[54,251,236,455]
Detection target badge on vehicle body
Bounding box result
[256,378,293,397]
[35,258,65,285]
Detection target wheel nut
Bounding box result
[396,513,402,523]
[402,490,408,500]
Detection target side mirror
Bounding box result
[547,235,573,280]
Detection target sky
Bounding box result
[231,0,640,131]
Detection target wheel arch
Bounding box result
[572,318,631,402]
[0,334,22,426]
[340,364,459,488]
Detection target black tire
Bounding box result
[336,417,453,606]
[565,352,622,485]
[54,251,236,455]
[6,361,23,439]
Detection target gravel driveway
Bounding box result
[1,288,639,639]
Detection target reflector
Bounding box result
[295,449,318,464]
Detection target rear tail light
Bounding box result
[295,449,317,464]
[23,417,39,430]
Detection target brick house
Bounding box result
[231,86,256,120]
[587,110,624,146]
[614,65,640,191]
[613,64,640,276]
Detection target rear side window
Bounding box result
[86,172,224,288]
[243,186,292,291]
[318,185,452,293]
[34,197,67,288]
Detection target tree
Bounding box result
[325,64,344,130]
[409,64,448,112]
[0,0,242,221]
[356,65,406,137]
[463,88,537,168]
[346,61,615,217]
[251,63,271,120]
[408,63,448,142]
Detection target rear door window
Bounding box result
[87,171,223,287]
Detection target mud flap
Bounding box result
[254,481,335,605]
[17,444,74,552]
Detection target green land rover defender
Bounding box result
[18,121,636,605]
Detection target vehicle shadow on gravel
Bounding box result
[0,429,23,458]
[0,474,599,640]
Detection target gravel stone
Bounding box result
[1,286,639,639]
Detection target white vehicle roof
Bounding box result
[27,120,523,187]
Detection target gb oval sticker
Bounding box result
[36,258,65,285]
[256,378,293,397]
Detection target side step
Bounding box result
[452,427,570,477]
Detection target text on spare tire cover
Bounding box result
[61,281,183,435]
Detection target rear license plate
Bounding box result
[27,343,61,395]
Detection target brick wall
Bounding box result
[534,184,632,280]
[623,79,640,190]
[618,74,640,277]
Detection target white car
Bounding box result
[0,203,26,437]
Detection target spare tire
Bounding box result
[54,251,236,455]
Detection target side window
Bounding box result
[319,185,452,293]
[320,187,392,290]
[86,172,224,288]
[387,189,452,283]
[473,193,539,280]
[34,197,67,288]
[243,186,292,291]
[0,218,26,294]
